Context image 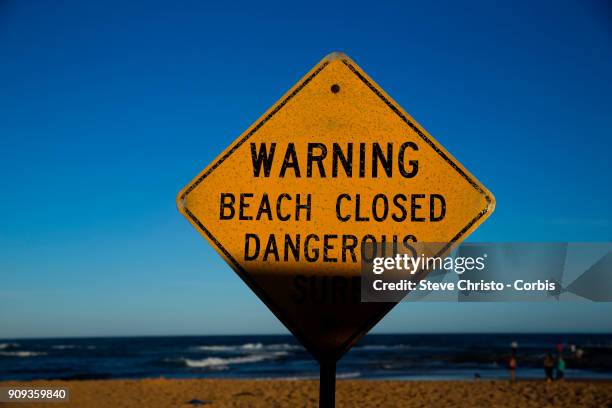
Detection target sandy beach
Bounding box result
[2,379,612,407]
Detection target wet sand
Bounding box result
[2,378,612,407]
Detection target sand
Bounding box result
[1,379,612,407]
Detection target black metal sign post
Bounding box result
[319,359,336,408]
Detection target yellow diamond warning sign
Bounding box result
[177,52,494,362]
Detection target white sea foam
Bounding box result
[178,351,288,368]
[0,351,47,357]
[52,345,77,350]
[195,345,234,352]
[195,343,301,353]
[357,344,412,351]
[275,371,361,380]
[242,342,263,350]
[336,371,361,379]
[0,343,18,350]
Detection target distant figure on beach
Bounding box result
[508,355,517,382]
[544,353,555,382]
[556,342,564,355]
[507,341,518,382]
[575,347,584,359]
[556,355,566,381]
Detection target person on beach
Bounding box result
[556,355,566,381]
[544,353,555,382]
[556,342,564,355]
[508,341,518,382]
[508,355,517,382]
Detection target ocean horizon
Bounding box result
[2,333,611,382]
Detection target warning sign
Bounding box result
[177,52,495,361]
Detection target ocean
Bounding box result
[1,334,611,381]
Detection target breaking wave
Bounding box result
[336,371,361,379]
[0,351,47,358]
[170,351,289,369]
[52,345,77,350]
[0,343,19,350]
[195,343,301,353]
[278,371,361,380]
[356,344,413,351]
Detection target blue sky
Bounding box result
[1,0,611,339]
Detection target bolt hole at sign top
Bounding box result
[331,84,340,94]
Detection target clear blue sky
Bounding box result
[1,0,611,339]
